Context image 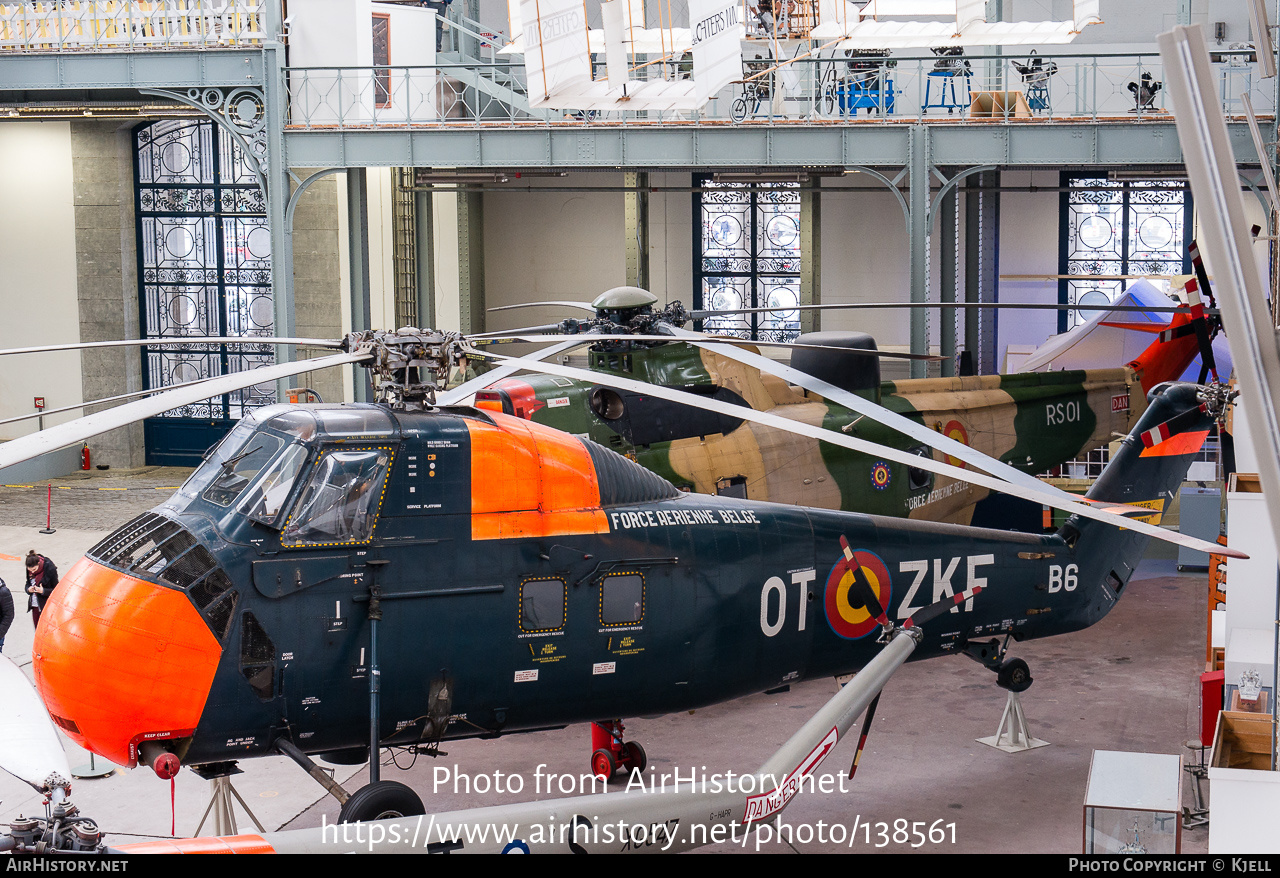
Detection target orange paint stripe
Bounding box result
[116,834,275,854]
[1139,429,1210,458]
[467,413,609,541]
[33,558,221,767]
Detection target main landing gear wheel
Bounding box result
[338,780,426,823]
[996,657,1033,692]
[730,97,749,122]
[591,748,618,781]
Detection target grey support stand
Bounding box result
[977,690,1050,753]
[193,764,266,837]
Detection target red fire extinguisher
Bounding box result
[81,444,90,471]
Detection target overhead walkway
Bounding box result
[0,1,1270,169]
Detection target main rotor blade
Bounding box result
[482,351,1244,559]
[690,301,1218,318]
[469,333,944,361]
[0,336,343,358]
[0,375,230,428]
[671,329,1074,502]
[467,323,565,338]
[437,339,584,406]
[488,301,598,314]
[0,656,71,796]
[0,351,369,473]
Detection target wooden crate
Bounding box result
[1212,710,1278,771]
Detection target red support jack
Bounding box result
[589,719,647,781]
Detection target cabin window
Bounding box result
[202,433,287,508]
[282,447,393,546]
[600,573,644,626]
[907,445,934,492]
[520,578,566,633]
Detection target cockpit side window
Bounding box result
[240,442,309,528]
[202,433,287,508]
[281,447,393,546]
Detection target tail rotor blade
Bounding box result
[838,536,892,634]
[905,585,985,629]
[847,692,882,780]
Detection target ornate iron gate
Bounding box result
[134,119,274,465]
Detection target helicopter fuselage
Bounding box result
[32,392,1194,772]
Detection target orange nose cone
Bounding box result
[33,558,223,767]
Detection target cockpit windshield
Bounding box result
[178,421,258,501]
[201,433,288,508]
[282,448,392,546]
[239,442,309,527]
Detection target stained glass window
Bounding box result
[695,180,801,342]
[1060,175,1191,331]
[135,119,274,420]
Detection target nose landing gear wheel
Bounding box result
[996,657,1033,692]
[338,780,426,823]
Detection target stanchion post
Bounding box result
[39,483,55,535]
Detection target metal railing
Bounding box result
[0,0,264,52]
[285,51,1276,128]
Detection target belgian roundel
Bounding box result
[870,461,891,490]
[824,549,892,640]
[943,420,969,468]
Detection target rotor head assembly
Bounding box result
[343,327,465,410]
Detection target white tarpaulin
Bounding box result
[689,0,745,104]
[1017,279,1234,383]
[520,0,593,103]
[813,0,1102,44]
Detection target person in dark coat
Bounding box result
[0,577,13,652]
[24,550,58,630]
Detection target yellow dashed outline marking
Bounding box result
[280,445,396,549]
[518,576,567,634]
[598,571,645,628]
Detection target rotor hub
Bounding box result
[344,328,463,410]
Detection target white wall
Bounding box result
[647,172,693,307]
[482,173,628,329]
[0,123,83,440]
[997,169,1061,367]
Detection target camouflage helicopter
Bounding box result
[0,323,1236,827]
[469,283,1219,528]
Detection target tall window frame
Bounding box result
[693,178,802,342]
[1058,173,1192,333]
[134,118,275,423]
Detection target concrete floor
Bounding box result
[0,475,1214,854]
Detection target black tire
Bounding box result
[622,740,647,773]
[338,780,426,823]
[731,97,749,123]
[996,657,1033,693]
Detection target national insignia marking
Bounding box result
[870,461,891,490]
[824,549,892,640]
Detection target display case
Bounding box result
[1083,750,1182,854]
